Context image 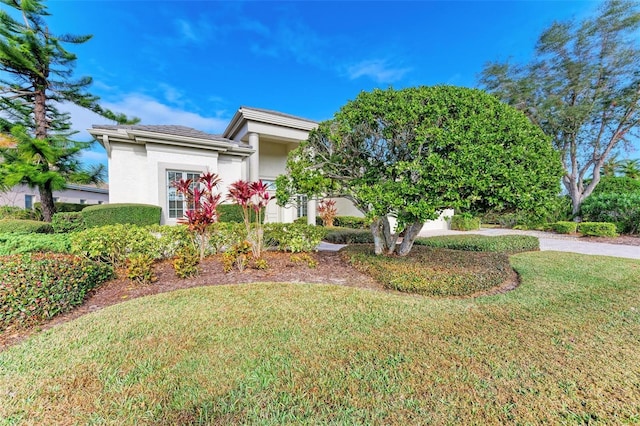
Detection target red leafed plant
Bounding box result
[318,199,337,227]
[227,179,272,258]
[172,171,222,260]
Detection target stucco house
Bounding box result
[89,106,451,229]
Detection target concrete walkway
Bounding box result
[317,229,640,260]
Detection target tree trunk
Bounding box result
[38,182,55,222]
[370,218,386,255]
[396,221,424,256]
[381,216,399,255]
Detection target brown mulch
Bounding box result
[582,235,640,246]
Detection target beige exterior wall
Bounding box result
[107,141,246,225]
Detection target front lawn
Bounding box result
[1,251,639,424]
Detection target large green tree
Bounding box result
[277,86,562,256]
[0,0,136,221]
[480,0,640,216]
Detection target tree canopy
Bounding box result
[0,0,137,220]
[479,0,640,215]
[277,86,563,256]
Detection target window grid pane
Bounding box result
[167,170,200,219]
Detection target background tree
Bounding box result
[480,0,640,216]
[620,158,640,179]
[0,0,137,221]
[277,86,562,256]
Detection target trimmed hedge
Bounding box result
[415,234,539,254]
[0,253,114,331]
[294,216,323,226]
[35,201,87,213]
[451,215,481,231]
[82,203,161,228]
[0,219,53,234]
[341,245,513,297]
[550,221,578,234]
[335,216,367,229]
[217,204,264,224]
[578,222,618,237]
[51,212,86,233]
[324,227,374,244]
[0,233,71,255]
[0,206,36,220]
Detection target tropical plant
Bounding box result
[172,171,222,260]
[317,199,337,227]
[227,179,272,258]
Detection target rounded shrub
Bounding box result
[81,203,161,228]
[0,219,53,234]
[51,212,86,233]
[0,252,113,331]
[451,214,481,231]
[550,221,578,234]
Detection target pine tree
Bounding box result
[0,0,137,220]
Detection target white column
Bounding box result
[248,132,259,181]
[307,198,317,226]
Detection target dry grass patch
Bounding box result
[0,252,639,424]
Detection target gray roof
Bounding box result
[240,106,319,124]
[91,124,247,146]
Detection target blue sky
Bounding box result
[41,0,605,168]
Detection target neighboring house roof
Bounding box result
[223,106,319,141]
[88,124,254,157]
[66,183,109,194]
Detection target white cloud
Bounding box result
[176,19,198,42]
[101,95,229,133]
[345,59,411,84]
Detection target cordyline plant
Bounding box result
[172,171,222,260]
[227,180,272,258]
[317,199,337,227]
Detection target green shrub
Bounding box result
[207,222,246,254]
[578,222,618,237]
[451,214,481,231]
[324,227,374,244]
[0,206,37,220]
[51,212,86,233]
[294,216,323,226]
[0,219,53,234]
[264,223,327,253]
[0,233,71,255]
[0,252,114,331]
[415,234,539,254]
[550,221,578,234]
[35,201,87,214]
[82,203,161,228]
[70,224,159,267]
[217,204,263,224]
[126,253,156,284]
[591,176,640,196]
[173,246,200,278]
[341,245,512,297]
[581,192,640,234]
[147,225,193,259]
[334,216,367,229]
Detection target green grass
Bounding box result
[1,252,639,424]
